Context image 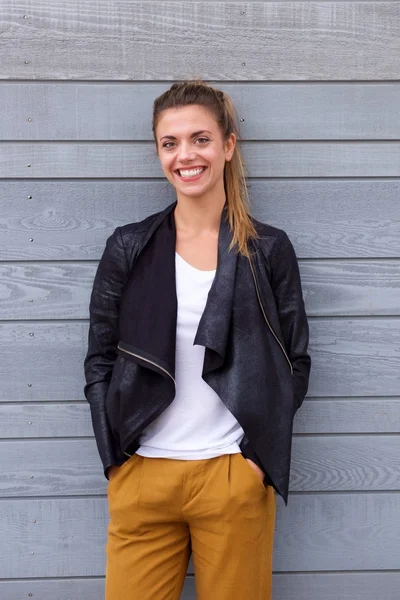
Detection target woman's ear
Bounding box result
[225,132,236,162]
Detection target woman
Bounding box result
[84,80,311,600]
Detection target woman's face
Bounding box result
[155,104,236,203]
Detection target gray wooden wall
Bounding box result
[1,2,400,599]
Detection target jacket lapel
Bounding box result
[194,208,238,375]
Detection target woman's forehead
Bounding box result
[156,105,218,136]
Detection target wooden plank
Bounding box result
[291,435,400,492]
[272,572,400,600]
[0,403,91,438]
[0,318,399,401]
[274,493,400,572]
[307,318,400,397]
[1,398,400,438]
[0,262,95,320]
[0,579,106,600]
[1,494,398,577]
[2,436,399,497]
[0,322,87,402]
[1,2,399,80]
[299,260,400,316]
[2,82,400,141]
[0,439,105,498]
[0,578,196,600]
[1,142,400,178]
[1,180,399,260]
[2,259,400,319]
[0,181,174,261]
[2,573,400,600]
[293,398,400,434]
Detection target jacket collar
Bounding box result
[124,201,239,378]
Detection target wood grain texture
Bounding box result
[1,180,399,260]
[293,398,400,434]
[272,572,400,600]
[273,493,400,572]
[2,82,400,141]
[1,142,400,178]
[0,318,399,401]
[1,2,400,80]
[2,573,400,600]
[1,398,400,438]
[1,494,399,577]
[299,260,400,317]
[0,403,91,438]
[2,259,400,319]
[1,436,399,497]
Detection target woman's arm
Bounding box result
[84,227,129,478]
[269,230,311,414]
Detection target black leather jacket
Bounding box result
[84,202,311,505]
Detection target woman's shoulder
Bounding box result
[250,215,292,249]
[249,215,300,276]
[118,208,165,237]
[115,203,175,248]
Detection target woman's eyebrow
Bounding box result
[160,130,212,141]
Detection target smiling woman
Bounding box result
[84,80,311,600]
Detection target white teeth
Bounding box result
[178,167,205,178]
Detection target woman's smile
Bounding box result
[174,166,208,182]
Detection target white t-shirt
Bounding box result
[136,252,244,459]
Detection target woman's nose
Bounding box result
[177,144,196,161]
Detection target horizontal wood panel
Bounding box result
[272,572,400,600]
[2,573,400,600]
[294,398,400,434]
[1,180,399,260]
[299,260,400,316]
[1,2,400,80]
[1,494,399,577]
[291,435,400,492]
[0,262,94,320]
[0,579,191,600]
[2,82,400,141]
[2,259,400,319]
[1,142,400,178]
[1,399,399,438]
[273,493,400,572]
[0,318,398,401]
[1,436,399,497]
[0,403,91,438]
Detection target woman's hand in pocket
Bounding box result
[245,458,265,483]
[107,465,121,482]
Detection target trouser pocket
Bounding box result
[237,452,268,494]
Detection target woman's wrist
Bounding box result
[245,457,265,482]
[107,465,120,481]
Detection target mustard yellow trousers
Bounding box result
[105,452,276,600]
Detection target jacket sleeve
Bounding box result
[84,227,129,478]
[269,230,311,413]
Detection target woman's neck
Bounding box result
[174,196,226,236]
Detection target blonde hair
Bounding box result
[152,80,257,256]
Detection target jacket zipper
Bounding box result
[117,344,176,386]
[117,344,176,459]
[248,256,294,376]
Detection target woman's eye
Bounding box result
[162,138,209,149]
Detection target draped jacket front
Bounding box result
[84,202,311,505]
